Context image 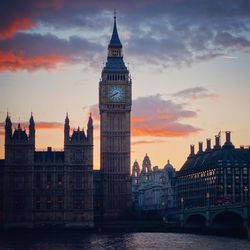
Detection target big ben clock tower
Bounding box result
[99,13,132,219]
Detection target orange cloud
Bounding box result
[0,121,63,132]
[35,122,63,130]
[132,140,166,146]
[0,18,36,40]
[131,127,194,137]
[0,51,70,71]
[88,95,200,138]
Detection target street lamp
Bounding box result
[181,197,184,210]
[206,192,210,207]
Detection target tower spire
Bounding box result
[29,112,35,145]
[64,112,70,145]
[109,9,122,49]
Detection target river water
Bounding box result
[0,232,249,250]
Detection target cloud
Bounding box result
[35,122,63,130]
[1,1,250,71]
[0,17,36,40]
[215,32,250,50]
[173,87,220,100]
[89,94,200,138]
[0,33,103,71]
[132,140,166,146]
[0,121,63,132]
[0,51,70,72]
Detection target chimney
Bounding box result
[190,144,195,155]
[223,131,234,149]
[206,138,211,151]
[214,135,221,149]
[198,142,203,153]
[225,131,231,144]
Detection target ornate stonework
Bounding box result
[99,15,132,219]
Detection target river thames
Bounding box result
[0,232,249,250]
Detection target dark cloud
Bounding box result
[0,33,103,71]
[173,87,220,100]
[215,31,250,49]
[1,0,250,71]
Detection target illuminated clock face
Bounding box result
[108,85,125,102]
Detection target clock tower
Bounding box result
[99,13,132,219]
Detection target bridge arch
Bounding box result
[211,211,244,230]
[184,214,206,228]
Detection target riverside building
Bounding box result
[177,132,250,208]
[2,113,94,228]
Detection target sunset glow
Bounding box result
[1,0,250,170]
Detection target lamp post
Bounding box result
[206,192,210,207]
[180,197,184,227]
[181,197,184,210]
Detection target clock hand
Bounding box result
[110,92,119,98]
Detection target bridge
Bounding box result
[163,203,250,239]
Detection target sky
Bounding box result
[1,0,250,170]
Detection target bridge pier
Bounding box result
[205,210,211,227]
[243,221,250,241]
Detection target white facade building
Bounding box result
[132,154,176,211]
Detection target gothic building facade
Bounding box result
[99,14,132,219]
[2,113,94,228]
[132,154,176,211]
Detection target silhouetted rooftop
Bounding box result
[12,128,28,142]
[178,147,250,176]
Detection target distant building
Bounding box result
[2,113,94,228]
[177,132,250,208]
[132,154,176,211]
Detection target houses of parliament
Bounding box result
[0,14,132,228]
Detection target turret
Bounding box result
[87,113,93,144]
[132,160,140,177]
[29,112,35,146]
[141,154,152,173]
[64,112,70,145]
[5,112,12,145]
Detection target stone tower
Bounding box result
[99,13,132,219]
[4,113,34,227]
[64,113,94,227]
